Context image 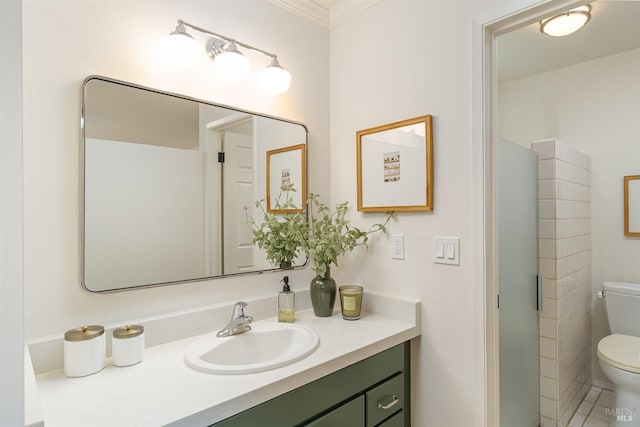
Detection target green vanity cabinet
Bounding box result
[306,395,365,426]
[212,341,411,427]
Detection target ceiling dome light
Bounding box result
[259,58,291,95]
[159,23,202,68]
[213,42,251,83]
[540,5,591,37]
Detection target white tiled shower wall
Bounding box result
[533,139,592,427]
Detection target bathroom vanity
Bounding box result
[214,342,409,427]
[25,291,420,426]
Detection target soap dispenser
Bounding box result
[278,276,295,323]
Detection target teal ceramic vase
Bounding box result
[310,268,336,317]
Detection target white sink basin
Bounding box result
[184,322,319,374]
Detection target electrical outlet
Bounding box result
[391,234,405,260]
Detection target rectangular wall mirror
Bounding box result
[625,175,640,236]
[82,76,308,292]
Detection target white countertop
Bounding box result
[30,293,420,427]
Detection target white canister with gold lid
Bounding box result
[112,324,144,367]
[63,325,106,377]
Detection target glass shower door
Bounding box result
[498,138,540,426]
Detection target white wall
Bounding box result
[330,1,502,425]
[22,0,328,336]
[0,0,24,424]
[499,48,640,386]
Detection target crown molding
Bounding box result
[267,0,330,28]
[267,0,380,28]
[329,0,379,28]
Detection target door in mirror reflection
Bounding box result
[82,76,307,292]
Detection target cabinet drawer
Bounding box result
[376,409,404,427]
[305,395,365,427]
[366,374,404,427]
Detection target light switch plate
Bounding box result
[433,236,460,265]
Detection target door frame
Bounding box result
[470,0,588,425]
[205,114,252,275]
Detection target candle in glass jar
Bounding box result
[339,285,363,320]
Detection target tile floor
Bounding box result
[568,386,614,427]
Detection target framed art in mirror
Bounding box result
[625,175,640,236]
[356,115,433,212]
[266,144,306,213]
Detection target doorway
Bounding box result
[205,114,256,275]
[477,1,640,424]
[471,0,589,425]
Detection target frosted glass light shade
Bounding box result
[214,45,251,83]
[159,32,202,69]
[259,62,291,95]
[540,5,591,37]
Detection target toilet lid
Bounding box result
[598,334,640,374]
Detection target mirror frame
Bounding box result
[624,175,640,236]
[80,75,308,292]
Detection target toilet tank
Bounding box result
[604,281,640,336]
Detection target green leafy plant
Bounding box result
[300,193,392,277]
[245,185,392,275]
[244,183,306,268]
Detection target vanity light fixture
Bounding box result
[207,39,251,83]
[159,22,202,69]
[163,19,291,94]
[540,5,592,37]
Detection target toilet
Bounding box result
[597,281,640,427]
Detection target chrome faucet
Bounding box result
[216,302,253,337]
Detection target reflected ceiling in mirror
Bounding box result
[82,76,307,292]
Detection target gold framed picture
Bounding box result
[266,144,306,213]
[356,115,433,212]
[625,175,640,236]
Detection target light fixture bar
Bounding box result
[164,19,291,94]
[178,19,277,60]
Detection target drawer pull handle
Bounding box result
[378,395,399,410]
